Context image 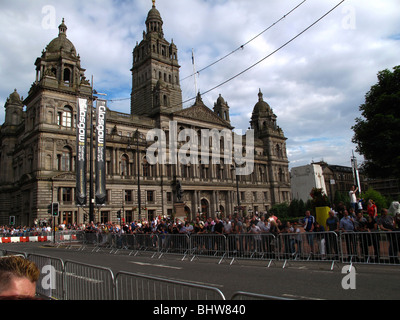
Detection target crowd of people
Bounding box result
[82,212,290,237]
[1,200,399,239]
[1,193,400,262]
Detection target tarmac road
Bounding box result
[1,242,399,301]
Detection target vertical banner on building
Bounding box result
[95,99,107,205]
[76,98,88,206]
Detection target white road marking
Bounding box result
[129,261,183,270]
[282,293,324,300]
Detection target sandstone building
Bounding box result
[0,3,291,226]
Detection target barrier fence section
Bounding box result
[55,230,85,248]
[63,261,116,300]
[225,234,277,265]
[339,231,400,265]
[115,271,226,300]
[276,231,340,269]
[57,230,400,267]
[190,234,227,263]
[27,253,65,300]
[231,291,293,301]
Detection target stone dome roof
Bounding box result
[253,89,271,115]
[216,94,226,105]
[45,19,76,55]
[8,89,22,104]
[146,4,163,22]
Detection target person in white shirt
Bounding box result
[349,185,358,211]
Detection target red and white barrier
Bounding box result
[0,236,51,244]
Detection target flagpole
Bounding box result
[89,76,94,223]
[192,48,198,95]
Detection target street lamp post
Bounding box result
[236,168,241,216]
[136,129,141,220]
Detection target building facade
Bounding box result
[0,3,291,226]
[291,161,368,205]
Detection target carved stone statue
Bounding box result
[176,180,183,202]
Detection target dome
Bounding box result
[216,94,226,105]
[145,1,164,36]
[45,19,76,55]
[252,89,271,115]
[46,37,76,55]
[8,89,22,104]
[146,2,162,22]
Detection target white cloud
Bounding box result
[1,0,399,170]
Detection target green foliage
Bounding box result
[352,65,400,178]
[333,190,350,208]
[269,202,290,218]
[289,199,305,218]
[360,188,389,213]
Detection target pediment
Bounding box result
[173,97,232,129]
[52,172,76,181]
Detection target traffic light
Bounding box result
[47,204,52,214]
[117,210,121,219]
[52,202,59,216]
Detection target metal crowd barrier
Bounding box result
[115,271,225,300]
[64,260,116,300]
[190,234,227,263]
[276,231,340,269]
[226,234,277,265]
[52,230,400,267]
[55,230,85,248]
[339,231,400,265]
[27,253,65,300]
[231,291,293,300]
[0,251,228,300]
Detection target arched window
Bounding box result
[58,106,73,128]
[121,154,129,176]
[142,158,149,177]
[60,146,72,171]
[63,68,71,83]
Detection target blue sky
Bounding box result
[0,0,399,169]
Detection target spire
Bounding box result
[152,0,156,7]
[58,18,67,37]
[258,88,263,102]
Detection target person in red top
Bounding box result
[367,199,378,220]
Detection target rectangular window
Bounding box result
[62,187,73,203]
[63,112,72,127]
[147,191,154,203]
[125,190,133,203]
[100,211,109,224]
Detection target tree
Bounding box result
[361,188,388,213]
[352,65,400,178]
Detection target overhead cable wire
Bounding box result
[180,0,307,82]
[182,0,346,105]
